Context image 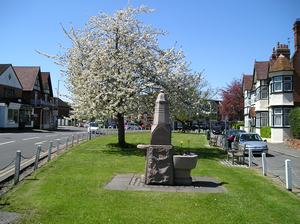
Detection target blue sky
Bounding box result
[0,0,299,101]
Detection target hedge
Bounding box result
[288,107,300,139]
[260,126,271,138]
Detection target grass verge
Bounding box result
[0,132,300,224]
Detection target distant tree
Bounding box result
[40,6,211,147]
[219,79,243,121]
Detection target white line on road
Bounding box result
[23,137,40,141]
[54,139,61,141]
[35,141,47,145]
[0,141,15,146]
[45,134,58,137]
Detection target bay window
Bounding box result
[255,111,268,127]
[270,75,293,93]
[255,85,268,100]
[272,107,292,127]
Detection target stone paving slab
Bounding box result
[104,174,227,193]
[220,160,248,168]
[0,211,19,224]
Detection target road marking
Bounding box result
[23,137,40,141]
[0,141,15,146]
[45,134,58,137]
[35,141,47,145]
[54,139,61,141]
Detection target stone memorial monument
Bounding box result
[138,90,174,185]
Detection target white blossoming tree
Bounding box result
[43,6,212,147]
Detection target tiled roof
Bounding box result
[14,66,40,91]
[242,74,252,91]
[254,61,269,80]
[270,54,293,72]
[0,64,11,75]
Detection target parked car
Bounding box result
[125,124,140,130]
[232,133,268,155]
[226,129,246,149]
[212,125,222,135]
[87,122,100,134]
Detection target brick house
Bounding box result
[0,64,23,128]
[14,66,56,129]
[243,19,300,142]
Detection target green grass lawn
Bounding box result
[1,132,300,224]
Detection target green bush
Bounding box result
[289,107,300,139]
[260,126,271,138]
[231,121,243,130]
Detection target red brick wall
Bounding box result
[293,21,300,105]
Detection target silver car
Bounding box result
[232,133,268,155]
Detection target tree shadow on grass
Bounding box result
[174,146,226,160]
[101,143,145,157]
[101,143,226,160]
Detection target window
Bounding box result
[273,76,282,92]
[283,108,291,126]
[271,75,293,93]
[256,113,260,127]
[34,77,41,90]
[255,111,268,127]
[7,109,19,124]
[255,88,260,101]
[283,76,292,91]
[272,107,292,127]
[44,82,50,94]
[255,85,268,100]
[273,108,282,126]
[261,86,268,99]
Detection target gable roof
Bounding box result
[254,61,269,80]
[0,64,11,75]
[13,66,42,91]
[41,72,53,96]
[0,64,23,89]
[242,74,253,92]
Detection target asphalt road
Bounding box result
[254,143,300,190]
[0,126,87,170]
[212,132,300,190]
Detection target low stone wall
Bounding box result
[286,139,300,150]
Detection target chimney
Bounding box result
[294,18,300,52]
[273,42,290,59]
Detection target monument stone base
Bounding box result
[138,144,174,185]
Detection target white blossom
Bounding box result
[43,5,214,127]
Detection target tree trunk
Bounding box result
[117,113,126,147]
